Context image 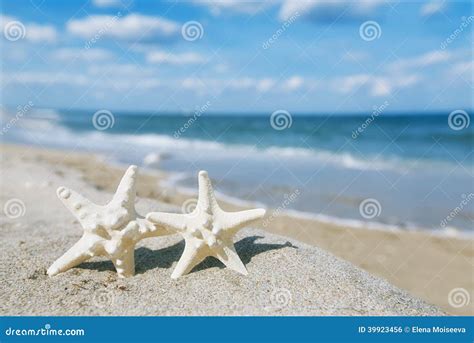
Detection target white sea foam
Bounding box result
[7,113,454,174]
[4,114,471,238]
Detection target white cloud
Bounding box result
[7,72,89,86]
[214,63,229,73]
[67,13,180,42]
[146,51,205,65]
[0,15,14,27]
[335,73,421,97]
[25,23,57,43]
[180,77,262,93]
[92,0,130,8]
[388,50,451,71]
[279,0,385,21]
[1,15,57,43]
[420,1,445,16]
[450,60,473,75]
[52,48,114,62]
[256,78,275,92]
[284,76,304,91]
[4,70,162,91]
[180,76,312,94]
[341,51,369,62]
[193,0,273,16]
[87,63,156,77]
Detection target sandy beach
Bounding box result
[0,143,472,315]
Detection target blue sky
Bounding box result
[1,0,472,114]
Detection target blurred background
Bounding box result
[1,0,472,233]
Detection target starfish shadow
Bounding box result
[77,240,185,275]
[77,260,116,273]
[191,235,297,273]
[77,236,296,276]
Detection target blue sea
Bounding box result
[2,107,473,235]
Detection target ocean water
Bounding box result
[2,108,473,235]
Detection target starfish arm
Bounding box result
[171,240,207,279]
[56,186,102,229]
[135,218,170,239]
[146,212,189,233]
[110,165,137,211]
[215,242,248,276]
[220,208,266,234]
[111,248,135,278]
[47,234,99,276]
[120,221,141,241]
[197,171,219,213]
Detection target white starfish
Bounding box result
[147,171,266,279]
[48,165,168,278]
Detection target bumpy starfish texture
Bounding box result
[147,171,266,279]
[48,165,168,278]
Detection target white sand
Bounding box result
[0,146,444,315]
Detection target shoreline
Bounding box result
[1,143,472,315]
[117,153,472,240]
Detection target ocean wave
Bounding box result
[4,113,471,236]
[3,115,453,173]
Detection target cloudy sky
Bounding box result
[1,0,472,114]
